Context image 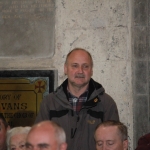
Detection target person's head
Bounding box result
[94,120,128,150]
[7,126,31,150]
[26,121,67,150]
[0,113,9,150]
[64,48,93,89]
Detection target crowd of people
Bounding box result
[1,113,128,150]
[0,48,148,150]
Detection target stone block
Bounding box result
[134,95,149,147]
[134,0,148,26]
[134,61,148,94]
[0,0,55,58]
[148,27,150,57]
[134,27,148,60]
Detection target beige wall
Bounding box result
[0,0,133,149]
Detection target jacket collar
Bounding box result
[62,78,104,100]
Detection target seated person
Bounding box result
[0,113,10,150]
[7,126,31,150]
[94,120,128,150]
[26,120,67,150]
[135,133,150,150]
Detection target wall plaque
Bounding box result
[0,70,57,127]
[0,0,55,58]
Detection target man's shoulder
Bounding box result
[98,92,118,112]
[99,92,114,102]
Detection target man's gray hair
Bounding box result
[51,121,66,144]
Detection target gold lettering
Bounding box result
[1,103,27,110]
[0,94,11,100]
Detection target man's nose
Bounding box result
[78,66,83,73]
[17,148,24,150]
[101,145,108,150]
[26,147,38,150]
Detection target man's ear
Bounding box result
[60,143,67,150]
[64,64,67,75]
[123,140,128,150]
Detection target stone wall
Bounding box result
[133,0,150,148]
[0,0,133,149]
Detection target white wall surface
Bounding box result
[54,1,133,148]
[0,0,133,149]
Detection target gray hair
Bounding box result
[51,121,66,144]
[7,126,31,150]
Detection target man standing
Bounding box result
[26,121,67,150]
[0,113,9,150]
[35,48,119,150]
[94,120,128,150]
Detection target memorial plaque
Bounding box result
[0,0,55,58]
[0,70,57,127]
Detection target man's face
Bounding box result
[26,126,59,150]
[64,50,93,88]
[0,119,7,150]
[95,126,128,150]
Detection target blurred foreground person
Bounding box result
[26,121,67,150]
[0,113,9,150]
[7,126,31,150]
[94,120,128,150]
[135,133,150,150]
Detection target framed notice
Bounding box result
[0,70,57,127]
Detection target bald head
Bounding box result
[65,48,93,67]
[26,121,67,150]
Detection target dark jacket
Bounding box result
[35,78,119,150]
